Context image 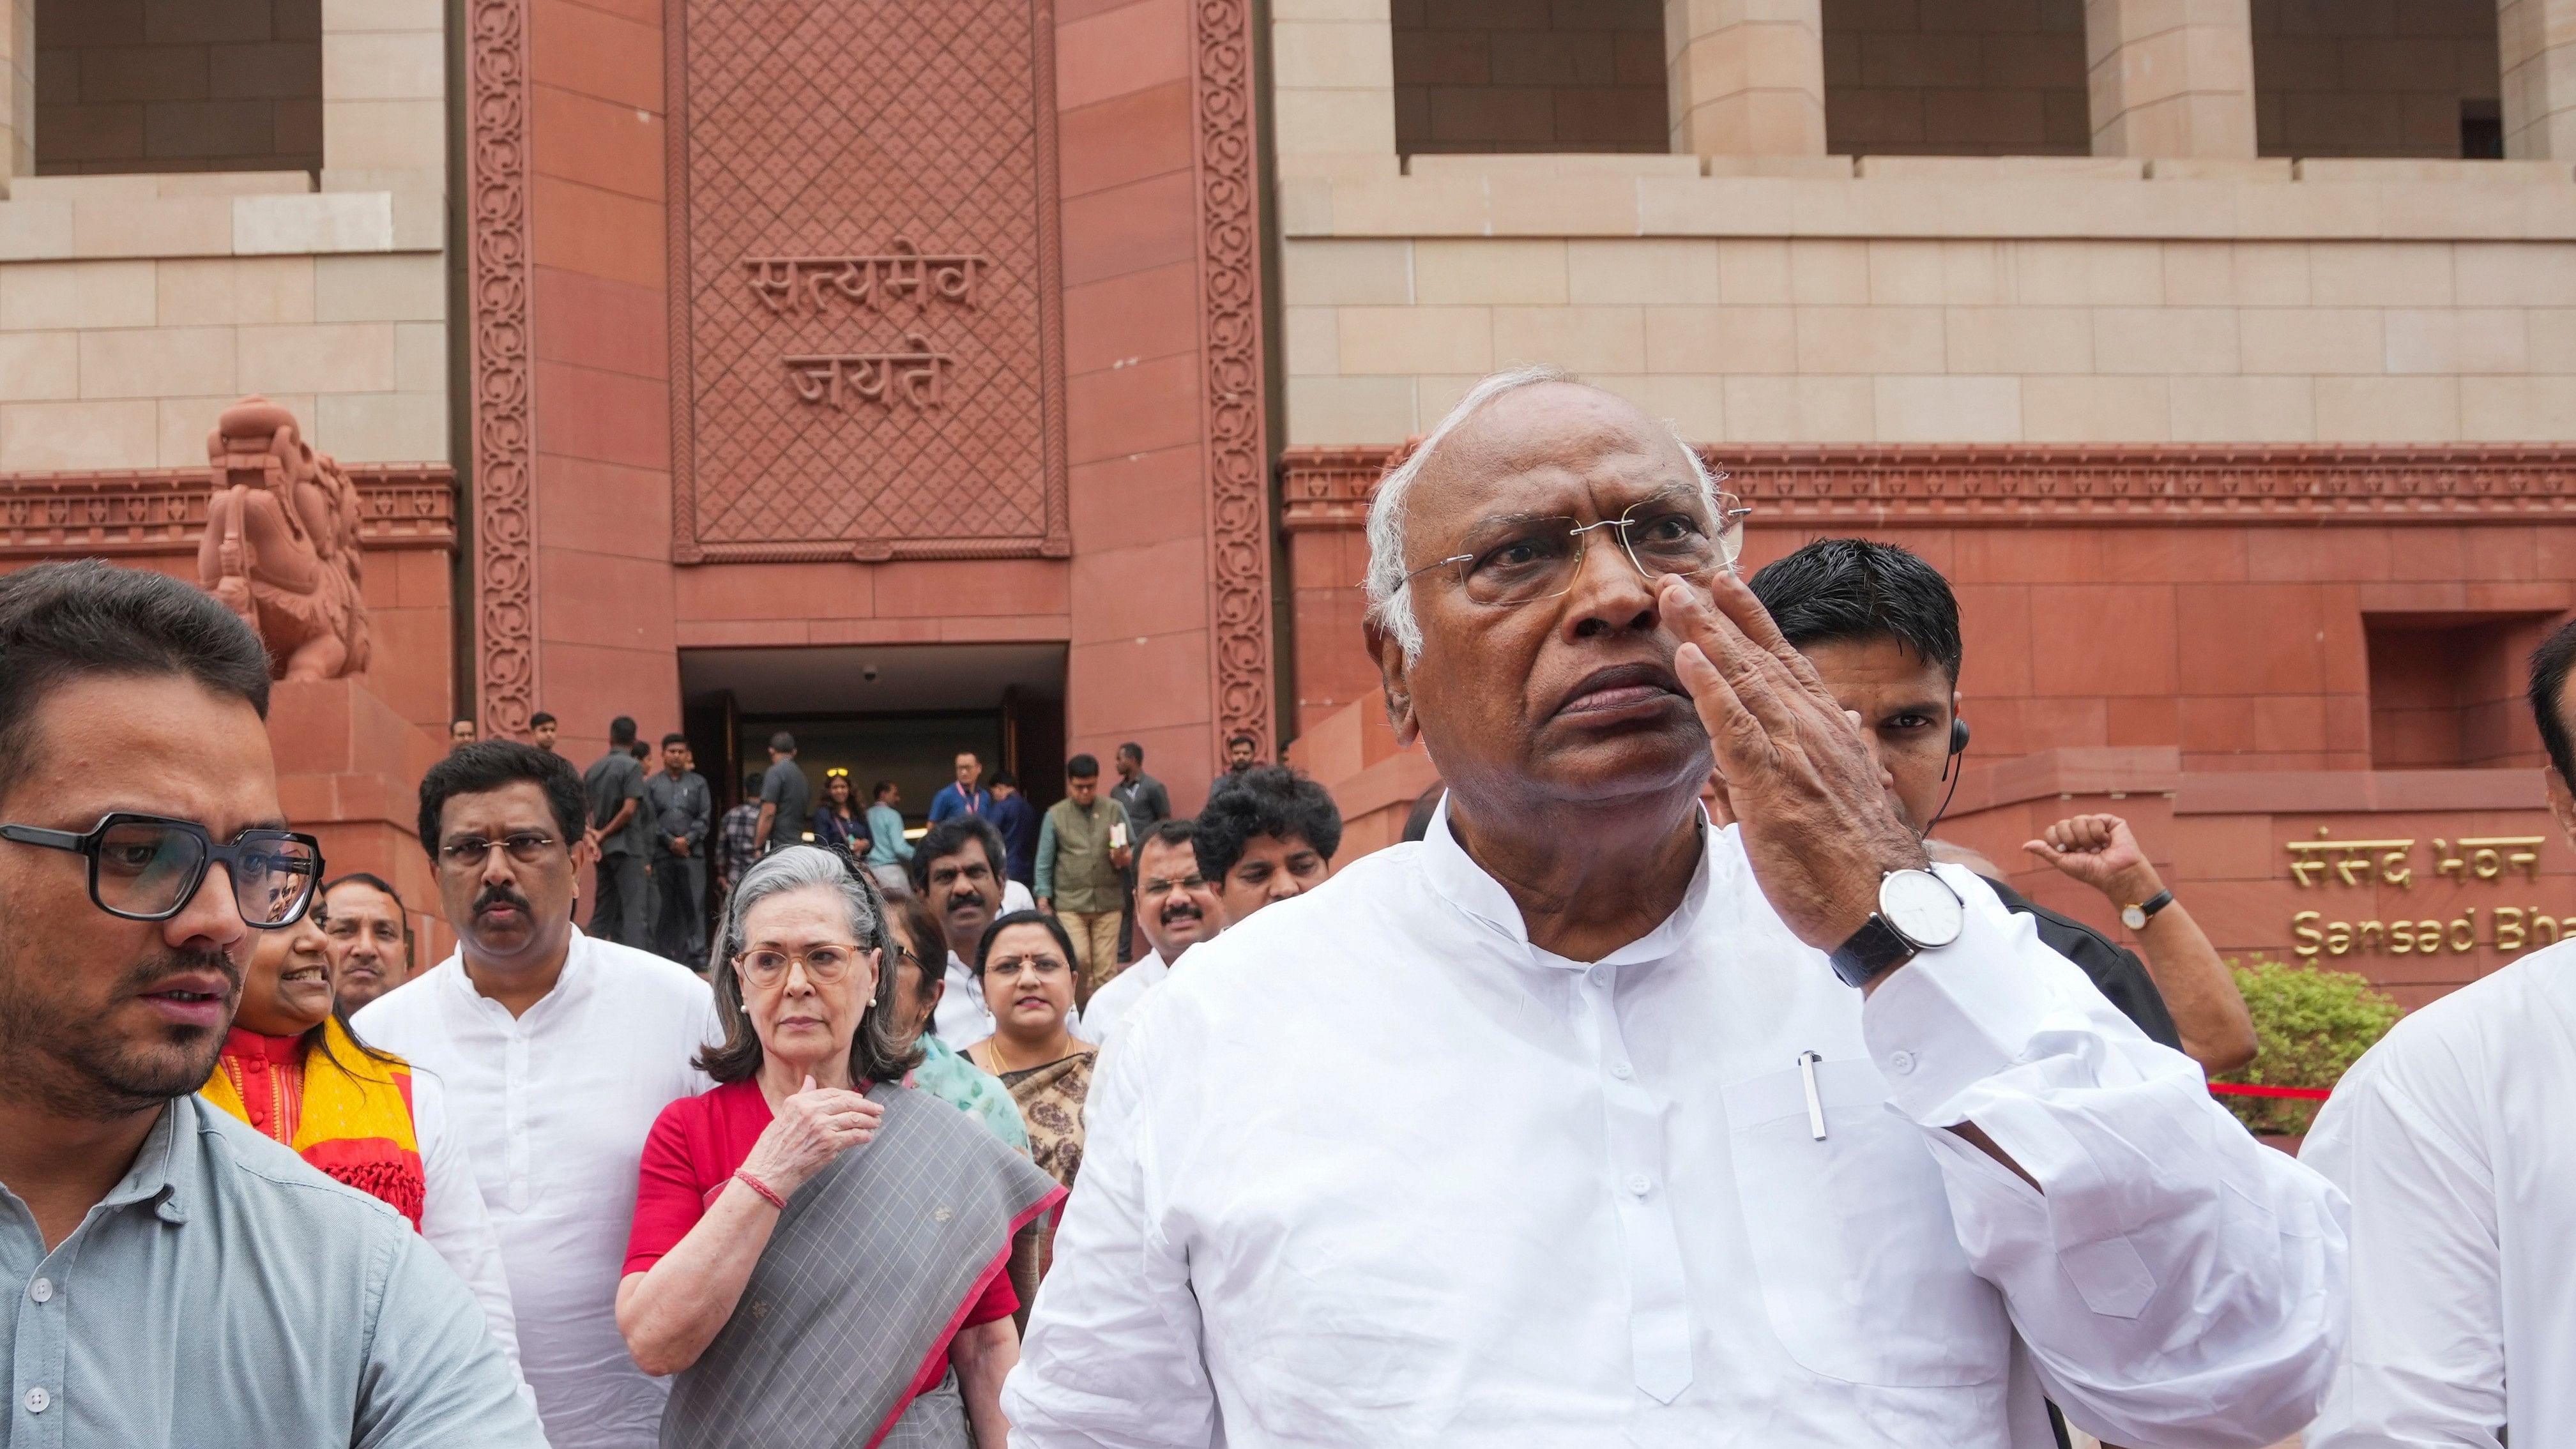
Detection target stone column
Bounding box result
[1663,0,1829,156]
[1272,0,1398,178]
[0,0,31,178]
[2083,0,2258,158]
[2500,0,2576,159]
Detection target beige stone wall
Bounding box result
[0,0,447,471]
[34,0,323,176]
[1391,0,1666,156]
[2252,0,2501,160]
[1281,155,2576,446]
[1823,0,2091,157]
[0,174,442,469]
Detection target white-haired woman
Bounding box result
[617,847,1063,1448]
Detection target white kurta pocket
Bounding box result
[1723,1057,2011,1386]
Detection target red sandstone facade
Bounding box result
[460,0,1273,806]
[5,0,2576,1012]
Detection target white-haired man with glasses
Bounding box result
[0,560,542,1445]
[354,740,721,1449]
[1007,368,2345,1447]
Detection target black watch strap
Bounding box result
[1828,913,1915,989]
[2138,888,2174,920]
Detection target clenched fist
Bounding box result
[2023,813,2162,907]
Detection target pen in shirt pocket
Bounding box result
[1798,1051,1826,1141]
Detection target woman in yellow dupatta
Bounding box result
[200,895,526,1377]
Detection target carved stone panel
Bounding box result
[667,0,1069,563]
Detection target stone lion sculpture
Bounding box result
[197,397,372,680]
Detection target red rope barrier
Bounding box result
[2209,1081,2334,1101]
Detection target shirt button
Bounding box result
[1624,1173,1652,1197]
[1587,966,1609,989]
[1610,1061,1633,1080]
[1889,1050,1916,1075]
[24,1386,50,1413]
[27,1278,50,1303]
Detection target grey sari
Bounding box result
[660,1082,1065,1449]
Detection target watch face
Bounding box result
[1879,869,1965,949]
[2121,904,2147,930]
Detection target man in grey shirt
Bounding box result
[751,731,810,854]
[643,732,712,966]
[0,561,538,1447]
[583,715,649,946]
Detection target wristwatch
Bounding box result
[1827,869,1966,989]
[2119,890,2174,931]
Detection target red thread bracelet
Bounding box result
[733,1168,787,1211]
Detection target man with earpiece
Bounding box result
[1749,538,2256,1077]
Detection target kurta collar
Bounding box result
[1420,794,1715,970]
[441,927,595,1021]
[221,1025,304,1065]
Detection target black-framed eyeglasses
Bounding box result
[0,813,323,927]
[1402,490,1753,609]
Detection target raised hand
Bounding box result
[2023,813,2160,904]
[739,1073,883,1199]
[1660,569,1926,951]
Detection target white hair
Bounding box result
[1360,367,1729,660]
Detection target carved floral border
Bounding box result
[0,466,457,558]
[467,0,537,739]
[1281,443,2576,531]
[1194,0,1274,761]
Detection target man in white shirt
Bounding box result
[356,741,722,1449]
[1081,819,1223,1047]
[2301,616,2576,1448]
[916,814,1074,1048]
[1005,367,2344,1448]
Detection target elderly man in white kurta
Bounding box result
[1002,368,2345,1448]
[2301,615,2576,1448]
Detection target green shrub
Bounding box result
[2211,957,2405,1137]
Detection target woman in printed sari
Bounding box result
[199,888,522,1376]
[618,846,1062,1449]
[963,910,1097,1193]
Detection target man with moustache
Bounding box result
[1079,819,1223,1047]
[0,561,542,1443]
[355,741,722,1449]
[1007,369,2341,1446]
[915,816,1086,1050]
[319,871,412,1010]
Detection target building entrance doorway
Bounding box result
[678,642,1069,853]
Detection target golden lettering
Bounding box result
[2417,920,2444,953]
[2536,914,2563,947]
[2358,920,2385,952]
[2388,920,2413,955]
[2451,909,2478,953]
[2292,910,2322,959]
[2286,831,2417,887]
[2325,920,2353,955]
[2496,906,2526,953]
